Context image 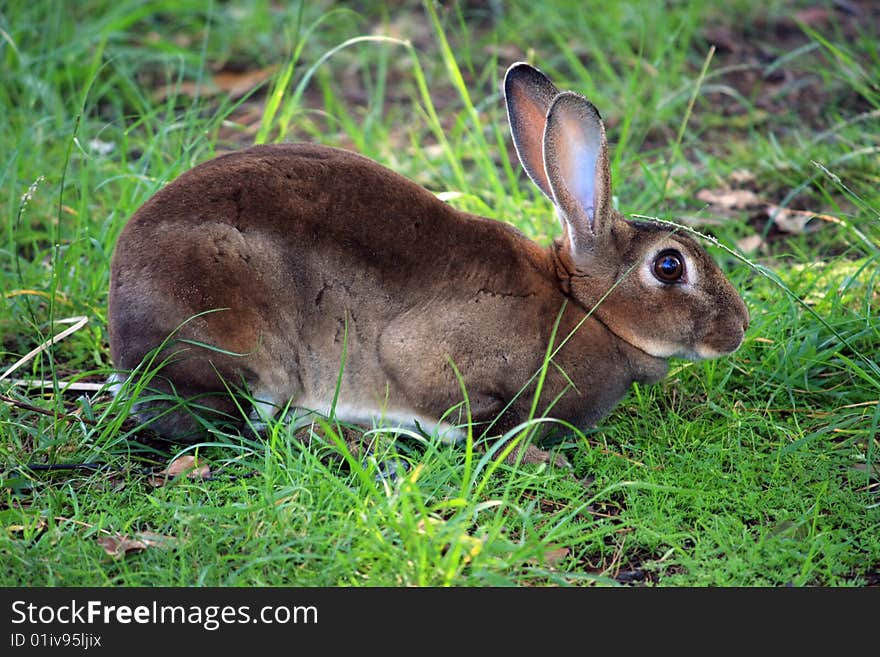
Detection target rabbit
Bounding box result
[107,62,749,465]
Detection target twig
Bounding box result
[0,393,97,426]
[6,379,105,391]
[0,315,89,383]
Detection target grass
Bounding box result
[1,0,878,586]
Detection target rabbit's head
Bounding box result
[505,63,749,364]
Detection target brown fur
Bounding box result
[108,63,748,463]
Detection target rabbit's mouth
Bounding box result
[630,335,743,361]
[693,326,747,359]
[643,327,745,361]
[625,335,696,361]
[606,319,744,362]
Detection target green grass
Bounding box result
[1,0,878,586]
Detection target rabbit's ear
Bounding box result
[504,62,559,200]
[543,91,613,257]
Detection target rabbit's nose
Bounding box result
[742,314,750,332]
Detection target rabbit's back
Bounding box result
[113,143,550,299]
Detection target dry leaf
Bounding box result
[97,531,177,558]
[526,544,570,568]
[97,534,147,558]
[542,546,570,566]
[729,169,757,187]
[107,475,126,493]
[736,234,764,254]
[766,205,819,234]
[149,455,211,486]
[166,455,210,479]
[212,66,277,98]
[698,177,832,239]
[153,66,276,102]
[696,188,762,210]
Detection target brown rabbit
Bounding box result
[108,62,749,463]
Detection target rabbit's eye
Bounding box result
[652,250,685,283]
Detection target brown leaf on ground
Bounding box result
[97,532,177,558]
[765,205,818,234]
[97,534,147,558]
[166,455,210,479]
[149,455,211,487]
[542,546,571,567]
[106,474,126,493]
[696,187,762,210]
[736,234,765,254]
[729,169,757,187]
[525,544,571,569]
[212,66,277,97]
[153,66,276,102]
[698,171,840,249]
